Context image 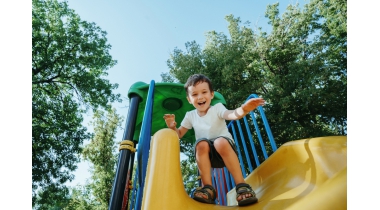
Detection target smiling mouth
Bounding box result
[198,101,206,106]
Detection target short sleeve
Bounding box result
[214,103,228,119]
[180,111,193,129]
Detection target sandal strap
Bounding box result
[236,183,256,198]
[236,183,251,190]
[195,184,216,200]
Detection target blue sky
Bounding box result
[64,0,313,188]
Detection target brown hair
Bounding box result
[184,74,214,95]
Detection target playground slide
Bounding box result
[141,129,347,210]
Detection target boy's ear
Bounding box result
[186,96,191,104]
[211,91,214,99]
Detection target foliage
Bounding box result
[63,184,95,210]
[165,0,346,146]
[62,108,122,210]
[82,108,123,209]
[180,159,199,195]
[160,72,178,83]
[255,0,347,142]
[32,0,121,207]
[33,184,71,210]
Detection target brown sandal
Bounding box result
[192,184,216,204]
[236,183,258,206]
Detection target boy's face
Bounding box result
[186,81,214,115]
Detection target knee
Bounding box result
[214,138,230,155]
[195,141,209,154]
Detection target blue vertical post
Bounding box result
[251,94,277,152]
[134,80,155,210]
[223,167,231,192]
[217,168,226,205]
[243,116,261,168]
[236,120,253,172]
[249,112,269,160]
[229,122,247,178]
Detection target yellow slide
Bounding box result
[142,129,347,210]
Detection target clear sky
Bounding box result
[64,0,313,188]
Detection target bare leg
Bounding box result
[214,138,252,201]
[194,141,213,199]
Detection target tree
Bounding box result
[81,108,123,209]
[180,160,199,195]
[252,0,347,142]
[160,72,177,83]
[32,0,121,206]
[165,0,346,146]
[63,184,94,210]
[47,108,122,210]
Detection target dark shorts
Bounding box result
[193,136,238,168]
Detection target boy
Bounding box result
[163,74,265,206]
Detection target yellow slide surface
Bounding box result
[142,129,347,210]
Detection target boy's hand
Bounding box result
[241,98,266,113]
[163,114,177,129]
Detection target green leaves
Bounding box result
[165,0,346,146]
[180,160,199,195]
[32,0,120,110]
[81,108,123,209]
[34,108,122,210]
[32,0,121,207]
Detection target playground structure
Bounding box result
[108,81,347,210]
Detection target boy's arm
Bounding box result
[163,114,188,138]
[223,98,266,120]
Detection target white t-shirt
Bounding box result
[181,103,234,141]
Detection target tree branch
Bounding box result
[32,74,61,84]
[263,58,276,74]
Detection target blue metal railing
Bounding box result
[133,80,155,210]
[211,94,277,205]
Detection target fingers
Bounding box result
[163,114,175,119]
[242,98,266,112]
[248,98,265,106]
[163,114,177,129]
[256,98,265,106]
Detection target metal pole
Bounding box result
[121,140,138,210]
[134,80,155,210]
[109,94,140,210]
